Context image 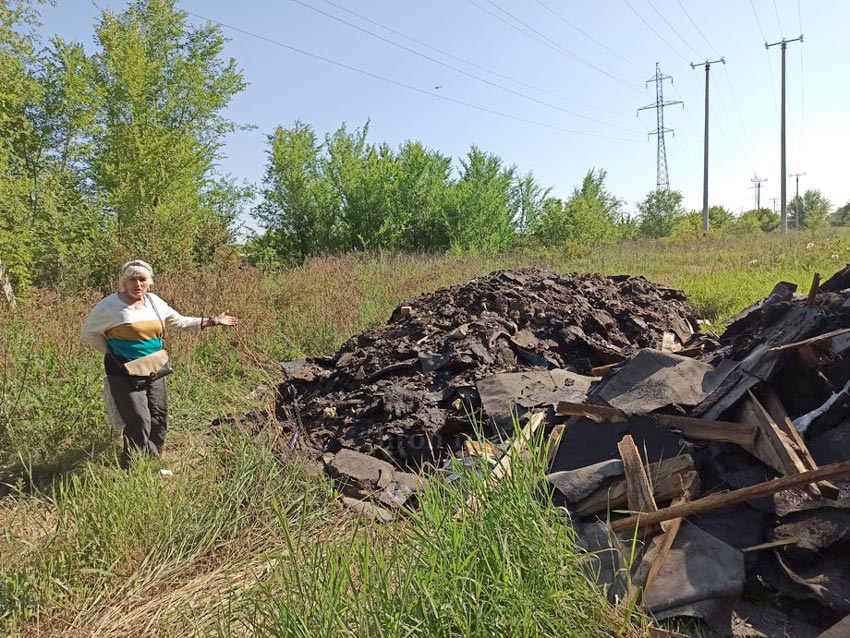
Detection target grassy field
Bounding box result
[1,230,848,636]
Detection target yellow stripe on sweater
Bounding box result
[105,319,163,341]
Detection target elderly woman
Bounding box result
[82,260,237,468]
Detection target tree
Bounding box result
[738,207,780,233]
[788,190,832,230]
[444,146,516,252]
[832,200,850,227]
[637,189,685,238]
[0,0,41,290]
[511,170,550,234]
[89,0,246,271]
[253,122,335,262]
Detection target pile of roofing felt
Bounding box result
[274,265,850,637]
[277,268,700,463]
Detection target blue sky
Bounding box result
[37,0,849,220]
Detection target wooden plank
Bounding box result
[819,613,850,638]
[574,456,696,517]
[0,256,16,310]
[556,401,757,445]
[610,460,850,534]
[760,388,840,499]
[489,412,546,485]
[769,327,850,353]
[649,628,689,638]
[590,362,619,377]
[642,471,698,598]
[742,537,801,553]
[654,413,757,446]
[556,401,628,423]
[741,390,822,498]
[544,422,566,472]
[617,435,658,514]
[807,272,821,305]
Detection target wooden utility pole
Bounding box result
[0,256,17,310]
[766,35,803,235]
[789,171,806,229]
[751,173,768,209]
[689,58,725,233]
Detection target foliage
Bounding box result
[833,200,850,227]
[636,189,685,238]
[789,189,832,230]
[739,207,780,233]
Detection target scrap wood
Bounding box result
[769,327,850,353]
[738,391,819,496]
[617,435,658,514]
[818,613,850,638]
[556,401,757,446]
[610,459,850,534]
[574,455,696,517]
[489,412,546,485]
[760,388,840,499]
[741,537,801,553]
[807,272,821,305]
[648,628,689,638]
[641,471,699,603]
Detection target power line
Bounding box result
[750,0,779,120]
[316,0,634,118]
[533,0,648,75]
[645,0,703,60]
[671,0,752,147]
[623,0,689,65]
[184,11,641,142]
[711,72,743,150]
[638,63,682,191]
[289,0,643,133]
[466,0,645,94]
[674,0,720,59]
[773,0,784,36]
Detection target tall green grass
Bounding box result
[1,231,848,635]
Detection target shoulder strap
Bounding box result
[148,295,168,341]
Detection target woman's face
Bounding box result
[123,271,152,301]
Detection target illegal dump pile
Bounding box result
[275,267,850,637]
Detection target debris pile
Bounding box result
[278,268,699,462]
[274,266,850,637]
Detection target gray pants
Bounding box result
[107,375,169,468]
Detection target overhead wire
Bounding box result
[533,0,649,75]
[465,0,645,94]
[645,0,702,60]
[183,11,642,142]
[288,0,644,133]
[773,0,784,36]
[750,0,779,120]
[670,0,753,147]
[797,0,806,163]
[316,0,634,117]
[622,0,690,65]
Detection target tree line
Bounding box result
[2,0,848,292]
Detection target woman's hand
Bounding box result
[210,311,238,327]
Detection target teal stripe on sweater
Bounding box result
[106,337,163,359]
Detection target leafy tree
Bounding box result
[0,0,41,290]
[789,190,832,230]
[253,122,338,262]
[445,146,516,252]
[89,0,246,272]
[637,189,685,238]
[832,201,850,227]
[193,176,252,267]
[511,170,550,233]
[738,207,780,233]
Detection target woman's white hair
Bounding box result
[119,260,154,287]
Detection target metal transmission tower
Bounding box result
[751,173,768,210]
[789,171,806,229]
[638,63,682,191]
[689,58,725,232]
[766,35,804,234]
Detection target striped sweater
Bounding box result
[81,292,202,375]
